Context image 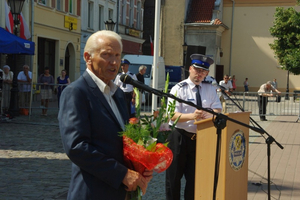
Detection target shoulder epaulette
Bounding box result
[202,75,215,84]
[178,81,188,88]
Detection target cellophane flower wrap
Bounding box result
[121,73,179,199]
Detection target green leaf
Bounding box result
[146,141,157,151]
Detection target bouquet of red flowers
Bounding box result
[121,74,179,199]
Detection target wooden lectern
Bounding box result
[194,112,251,200]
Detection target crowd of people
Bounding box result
[0,64,71,116]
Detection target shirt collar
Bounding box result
[86,68,117,95]
[187,77,203,89]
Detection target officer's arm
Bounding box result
[171,112,194,122]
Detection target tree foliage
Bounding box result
[269,6,300,75]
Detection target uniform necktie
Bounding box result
[196,85,202,107]
[122,74,126,88]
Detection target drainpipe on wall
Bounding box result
[116,0,119,33]
[30,0,34,70]
[229,0,235,75]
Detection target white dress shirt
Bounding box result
[86,68,125,130]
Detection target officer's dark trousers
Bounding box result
[258,95,268,119]
[166,128,196,200]
[124,92,135,118]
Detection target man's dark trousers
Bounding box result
[258,95,268,119]
[124,92,135,118]
[166,128,196,200]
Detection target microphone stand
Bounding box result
[219,89,284,200]
[149,89,265,200]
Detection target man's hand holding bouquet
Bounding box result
[120,74,179,199]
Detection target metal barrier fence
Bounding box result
[225,92,300,117]
[4,82,299,119]
[17,82,62,116]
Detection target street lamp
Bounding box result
[285,70,290,100]
[8,0,25,35]
[104,19,116,31]
[182,42,188,78]
[7,0,25,116]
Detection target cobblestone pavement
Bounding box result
[0,112,70,200]
[1,110,299,199]
[0,110,175,200]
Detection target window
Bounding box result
[38,0,50,7]
[136,1,141,29]
[69,0,76,14]
[129,0,134,27]
[88,2,94,29]
[108,9,113,21]
[57,0,63,11]
[121,0,126,25]
[99,6,104,30]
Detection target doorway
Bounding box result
[64,43,76,81]
[38,38,55,77]
[215,65,224,84]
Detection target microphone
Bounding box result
[120,74,163,96]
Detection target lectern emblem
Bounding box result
[229,130,246,171]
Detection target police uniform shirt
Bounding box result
[168,77,222,134]
[114,71,137,93]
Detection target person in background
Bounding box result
[56,69,71,108]
[58,30,152,200]
[166,54,222,200]
[1,65,13,112]
[257,81,281,121]
[218,75,233,114]
[271,78,278,89]
[114,59,137,118]
[136,65,147,106]
[38,67,54,116]
[231,75,237,91]
[17,65,32,108]
[244,78,249,92]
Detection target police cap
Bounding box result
[121,59,130,65]
[190,54,214,71]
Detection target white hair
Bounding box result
[3,65,10,70]
[23,65,29,69]
[139,65,147,72]
[83,30,123,62]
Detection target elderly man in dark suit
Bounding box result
[58,30,152,200]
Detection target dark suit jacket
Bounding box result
[58,71,129,200]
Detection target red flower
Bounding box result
[129,117,139,125]
[123,136,173,174]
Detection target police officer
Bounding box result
[114,59,137,117]
[166,54,222,200]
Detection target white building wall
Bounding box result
[80,0,118,74]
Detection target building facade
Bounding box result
[161,0,300,91]
[222,0,300,91]
[80,0,145,75]
[161,0,227,81]
[32,0,81,82]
